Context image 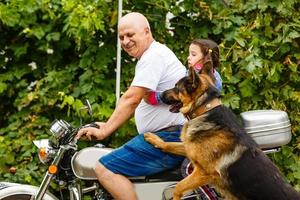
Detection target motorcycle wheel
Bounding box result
[1,194,36,200]
[0,183,57,200]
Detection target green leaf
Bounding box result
[80,84,92,94]
[7,132,17,138]
[5,153,15,165]
[31,26,46,39]
[288,31,300,39]
[291,92,300,103]
[245,58,263,73]
[0,5,20,26]
[65,95,74,105]
[73,99,84,113]
[46,32,61,41]
[24,174,32,183]
[0,82,8,94]
[234,36,245,47]
[222,94,240,109]
[11,43,29,58]
[239,79,255,97]
[293,170,300,179]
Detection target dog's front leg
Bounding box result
[173,166,213,200]
[144,132,186,156]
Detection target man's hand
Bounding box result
[76,122,107,141]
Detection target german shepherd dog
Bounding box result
[144,67,300,200]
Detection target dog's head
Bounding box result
[161,67,219,115]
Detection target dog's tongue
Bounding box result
[169,102,182,113]
[169,105,179,113]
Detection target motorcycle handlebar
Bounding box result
[62,122,100,145]
[81,122,100,129]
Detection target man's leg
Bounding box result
[94,162,138,200]
[95,132,184,199]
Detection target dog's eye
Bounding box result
[174,87,179,94]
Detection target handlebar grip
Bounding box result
[82,122,100,129]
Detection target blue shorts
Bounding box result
[99,129,184,177]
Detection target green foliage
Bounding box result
[0,0,299,194]
[270,146,300,190]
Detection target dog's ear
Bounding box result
[201,63,213,75]
[188,67,200,90]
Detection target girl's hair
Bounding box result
[191,39,220,70]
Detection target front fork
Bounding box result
[69,180,82,200]
[34,146,78,200]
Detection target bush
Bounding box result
[0,0,299,191]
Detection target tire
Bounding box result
[0,182,57,200]
[1,194,36,200]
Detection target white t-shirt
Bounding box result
[131,41,187,133]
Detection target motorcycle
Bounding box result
[0,100,292,200]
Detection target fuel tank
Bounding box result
[71,146,113,180]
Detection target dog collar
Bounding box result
[186,98,221,119]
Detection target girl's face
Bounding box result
[187,43,204,67]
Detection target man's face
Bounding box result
[118,23,148,59]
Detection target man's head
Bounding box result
[118,12,154,59]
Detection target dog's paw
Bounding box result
[144,132,165,149]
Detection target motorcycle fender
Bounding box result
[71,146,113,180]
[0,182,58,200]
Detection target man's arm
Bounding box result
[104,86,147,135]
[76,86,148,140]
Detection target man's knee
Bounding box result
[94,162,113,181]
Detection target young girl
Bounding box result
[145,39,222,105]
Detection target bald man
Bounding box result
[77,12,186,199]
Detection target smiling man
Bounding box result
[77,12,186,200]
[118,12,153,59]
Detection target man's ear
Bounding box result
[188,67,200,89]
[144,27,150,35]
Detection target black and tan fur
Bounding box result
[144,67,300,200]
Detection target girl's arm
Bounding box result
[143,91,163,105]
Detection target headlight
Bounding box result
[50,119,72,139]
[33,139,56,164]
[38,147,51,164]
